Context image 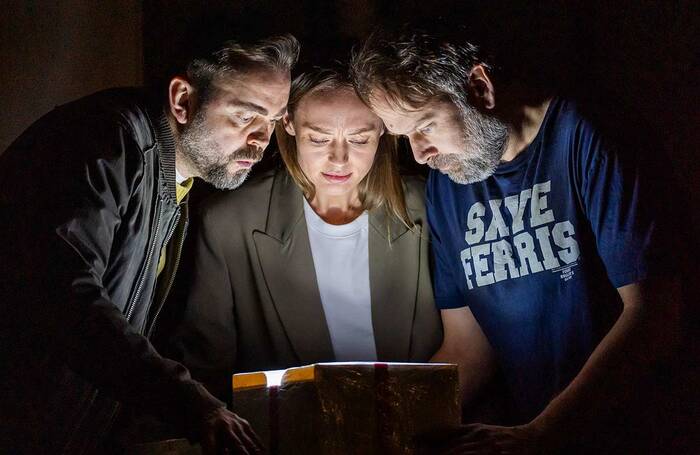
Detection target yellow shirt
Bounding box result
[157,178,193,276]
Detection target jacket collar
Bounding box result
[153,110,178,202]
[254,169,420,363]
[263,169,305,243]
[253,170,333,363]
[368,203,411,244]
[264,170,412,243]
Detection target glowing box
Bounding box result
[231,362,460,454]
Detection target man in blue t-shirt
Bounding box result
[351,30,681,453]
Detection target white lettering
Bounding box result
[504,189,531,234]
[513,232,544,276]
[460,248,475,290]
[534,226,561,270]
[530,181,555,227]
[485,199,510,241]
[471,244,495,287]
[552,221,580,264]
[492,239,520,281]
[465,202,486,245]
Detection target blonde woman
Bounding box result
[173,67,441,401]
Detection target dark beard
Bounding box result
[178,110,262,190]
[432,101,508,185]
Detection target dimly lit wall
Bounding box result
[0,1,142,152]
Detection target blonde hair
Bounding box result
[276,67,412,227]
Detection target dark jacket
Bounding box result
[0,89,223,454]
[172,169,442,402]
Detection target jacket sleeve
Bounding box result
[45,123,225,436]
[171,202,238,403]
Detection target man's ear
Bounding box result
[467,64,496,110]
[168,76,196,125]
[282,112,296,136]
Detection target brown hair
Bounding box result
[276,66,412,227]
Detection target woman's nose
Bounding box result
[328,142,349,165]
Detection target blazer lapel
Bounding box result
[252,171,334,364]
[368,209,421,361]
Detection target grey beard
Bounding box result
[201,163,252,190]
[178,111,261,190]
[434,102,508,185]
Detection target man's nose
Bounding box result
[247,120,274,150]
[409,135,439,164]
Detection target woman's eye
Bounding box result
[349,139,370,145]
[309,137,330,144]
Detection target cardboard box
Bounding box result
[232,362,460,454]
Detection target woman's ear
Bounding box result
[282,112,296,136]
[168,76,196,124]
[467,64,496,110]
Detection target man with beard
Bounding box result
[351,30,681,453]
[0,31,298,454]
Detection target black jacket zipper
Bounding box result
[125,197,163,324]
[147,211,186,339]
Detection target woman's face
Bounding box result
[285,86,384,199]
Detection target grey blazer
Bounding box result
[174,168,442,401]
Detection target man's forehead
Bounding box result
[370,97,425,134]
[370,91,429,134]
[210,68,291,110]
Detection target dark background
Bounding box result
[2,0,699,452]
[5,0,695,241]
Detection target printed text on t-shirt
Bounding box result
[460,180,580,289]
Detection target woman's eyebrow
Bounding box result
[347,126,377,135]
[302,123,333,134]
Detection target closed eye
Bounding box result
[236,113,255,124]
[419,122,435,134]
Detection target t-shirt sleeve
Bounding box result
[426,172,467,309]
[575,119,675,288]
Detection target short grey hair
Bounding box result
[350,30,492,112]
[187,34,300,103]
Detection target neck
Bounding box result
[166,112,197,179]
[501,98,552,162]
[308,189,364,225]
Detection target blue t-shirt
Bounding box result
[426,98,672,421]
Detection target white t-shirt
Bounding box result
[303,198,377,361]
[176,168,187,184]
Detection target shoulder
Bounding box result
[55,88,154,137]
[425,169,458,208]
[9,88,155,155]
[544,97,606,148]
[398,174,430,229]
[198,168,277,228]
[401,174,427,213]
[38,88,159,173]
[84,88,158,152]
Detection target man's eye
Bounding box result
[419,123,435,134]
[236,114,254,123]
